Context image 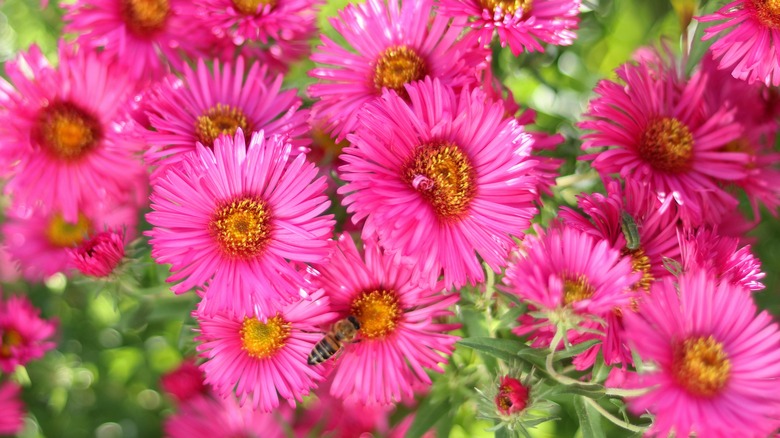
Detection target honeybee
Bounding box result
[307,315,361,365]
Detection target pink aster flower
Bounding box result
[436,0,581,55]
[495,375,530,416]
[622,270,780,437]
[0,43,145,223]
[0,295,57,373]
[190,0,319,45]
[311,234,460,405]
[0,382,25,435]
[147,130,334,317]
[195,289,334,412]
[339,78,540,289]
[63,0,207,82]
[680,227,765,292]
[309,0,483,140]
[160,358,208,404]
[3,201,138,281]
[68,229,126,278]
[143,57,310,181]
[698,1,780,86]
[580,51,750,226]
[164,394,284,438]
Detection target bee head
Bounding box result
[347,315,360,330]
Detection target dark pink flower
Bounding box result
[68,230,125,278]
[0,295,57,373]
[495,375,529,416]
[160,358,208,404]
[0,382,25,435]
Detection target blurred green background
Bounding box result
[0,0,778,437]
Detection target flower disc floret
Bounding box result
[750,0,780,28]
[121,0,170,34]
[239,315,289,359]
[373,46,428,97]
[35,102,102,160]
[350,290,401,339]
[46,213,92,248]
[195,104,251,147]
[672,336,731,397]
[638,117,694,173]
[481,0,533,15]
[210,197,271,258]
[232,0,276,15]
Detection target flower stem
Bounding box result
[584,397,646,434]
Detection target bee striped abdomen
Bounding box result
[307,336,340,365]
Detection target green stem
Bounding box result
[605,387,652,398]
[584,397,646,434]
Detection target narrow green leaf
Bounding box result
[574,395,606,438]
[406,396,449,438]
[457,337,546,367]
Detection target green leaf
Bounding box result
[574,396,606,438]
[457,337,546,368]
[406,396,449,438]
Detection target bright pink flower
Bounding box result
[0,295,57,373]
[143,57,310,181]
[309,0,482,140]
[68,229,126,278]
[504,225,639,353]
[0,44,145,222]
[311,234,460,405]
[164,394,285,438]
[0,382,25,435]
[339,79,540,289]
[580,51,750,226]
[680,227,765,292]
[190,0,320,45]
[160,358,208,404]
[63,0,207,82]
[699,1,780,86]
[495,375,529,416]
[3,202,138,281]
[195,289,334,412]
[436,0,581,55]
[147,130,333,318]
[623,270,780,437]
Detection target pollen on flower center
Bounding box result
[751,0,780,29]
[195,104,251,147]
[562,274,596,305]
[481,0,533,15]
[622,247,654,292]
[240,316,290,359]
[403,141,476,220]
[638,117,694,173]
[373,46,428,98]
[0,330,22,358]
[350,289,402,339]
[47,213,92,248]
[672,335,731,397]
[121,0,170,35]
[210,197,272,258]
[232,0,276,15]
[35,102,102,160]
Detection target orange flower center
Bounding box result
[195,104,251,147]
[638,117,694,173]
[403,142,476,220]
[121,0,170,34]
[240,316,290,359]
[350,290,401,339]
[36,102,101,160]
[232,0,276,15]
[373,46,428,98]
[562,274,596,305]
[210,197,271,258]
[751,0,780,29]
[46,213,92,248]
[622,247,654,292]
[480,0,533,15]
[0,330,23,358]
[672,335,731,397]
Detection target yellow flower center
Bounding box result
[562,275,596,305]
[46,213,92,248]
[195,104,251,148]
[36,102,101,160]
[481,0,533,15]
[672,335,731,397]
[350,290,402,339]
[121,0,170,34]
[638,117,694,173]
[0,330,22,358]
[210,197,272,258]
[751,0,780,29]
[373,46,428,98]
[232,0,276,15]
[240,316,290,359]
[622,247,654,292]
[403,142,476,220]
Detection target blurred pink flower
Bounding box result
[68,229,126,278]
[164,394,285,438]
[160,358,208,404]
[0,295,57,373]
[0,381,25,435]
